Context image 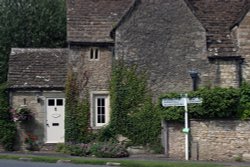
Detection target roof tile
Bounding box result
[8,48,68,89]
[187,0,250,57]
[67,0,134,43]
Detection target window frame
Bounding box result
[89,47,100,60]
[90,91,110,128]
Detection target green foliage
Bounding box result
[0,1,66,149]
[67,143,91,156]
[0,84,16,151]
[65,69,92,143]
[159,87,240,121]
[65,69,79,143]
[0,0,66,83]
[159,93,184,121]
[56,142,128,158]
[238,82,250,120]
[90,141,129,158]
[100,61,161,148]
[126,97,161,146]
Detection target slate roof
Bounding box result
[8,48,68,89]
[67,0,134,43]
[187,0,250,57]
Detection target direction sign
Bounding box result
[187,98,202,104]
[162,98,185,107]
[162,97,202,107]
[161,94,202,161]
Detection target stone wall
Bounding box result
[209,59,241,88]
[115,0,212,98]
[165,120,250,161]
[237,11,250,82]
[68,47,112,96]
[9,90,64,151]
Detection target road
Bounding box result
[0,159,108,167]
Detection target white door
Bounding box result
[46,98,65,143]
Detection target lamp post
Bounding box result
[189,70,198,91]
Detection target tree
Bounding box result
[0,0,66,150]
[0,0,67,83]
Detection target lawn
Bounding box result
[0,154,241,167]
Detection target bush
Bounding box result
[159,87,240,121]
[57,143,91,156]
[239,82,250,120]
[68,143,91,156]
[0,120,16,151]
[90,141,129,158]
[0,84,16,151]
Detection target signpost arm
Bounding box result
[184,94,189,160]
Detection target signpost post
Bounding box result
[162,94,202,160]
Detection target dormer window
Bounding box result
[90,48,99,60]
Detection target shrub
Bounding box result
[159,87,240,121]
[24,133,40,151]
[239,82,250,120]
[68,143,91,156]
[10,107,34,122]
[57,143,91,156]
[0,83,16,151]
[90,141,129,158]
[0,120,16,151]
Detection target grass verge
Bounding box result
[0,154,230,167]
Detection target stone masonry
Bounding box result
[10,91,65,151]
[166,120,250,161]
[68,46,112,97]
[238,11,250,82]
[114,0,210,98]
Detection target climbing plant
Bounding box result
[65,68,92,143]
[99,60,161,148]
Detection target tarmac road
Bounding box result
[0,159,108,167]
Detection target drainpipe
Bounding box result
[189,70,198,91]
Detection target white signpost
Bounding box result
[162,94,202,160]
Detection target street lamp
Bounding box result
[189,70,198,91]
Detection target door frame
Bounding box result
[45,97,65,143]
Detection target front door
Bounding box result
[46,98,65,143]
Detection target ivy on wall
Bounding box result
[99,61,161,148]
[65,68,91,143]
[0,84,16,150]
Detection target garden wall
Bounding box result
[163,120,250,161]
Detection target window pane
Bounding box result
[95,49,99,59]
[97,98,105,106]
[48,99,55,106]
[95,96,108,125]
[101,98,105,106]
[90,48,94,59]
[97,115,105,123]
[52,123,59,126]
[98,107,101,114]
[98,115,101,123]
[97,98,101,106]
[57,99,63,106]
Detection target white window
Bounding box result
[91,91,110,127]
[90,48,99,60]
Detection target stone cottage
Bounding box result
[8,48,67,146]
[7,0,250,158]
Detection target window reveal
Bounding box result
[90,48,99,60]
